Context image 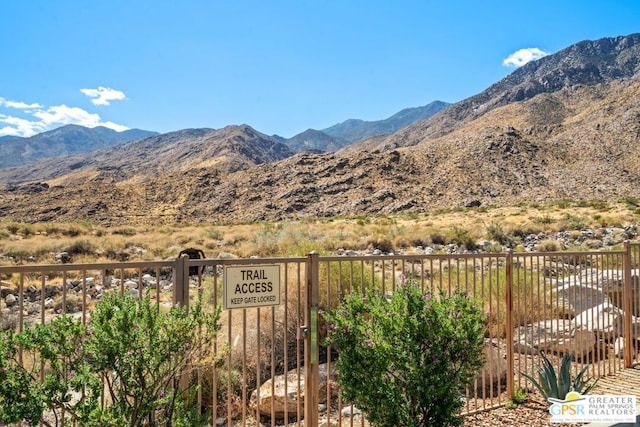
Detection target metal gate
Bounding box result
[3,244,640,425]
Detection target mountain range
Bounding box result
[0,33,639,226]
[0,100,448,172]
[0,125,159,169]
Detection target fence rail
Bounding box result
[2,243,640,425]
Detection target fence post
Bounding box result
[505,249,514,398]
[174,254,190,310]
[623,240,633,368]
[304,251,320,426]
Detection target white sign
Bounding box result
[223,265,280,309]
[549,392,636,423]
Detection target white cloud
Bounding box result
[3,100,43,109]
[0,114,46,137]
[503,48,549,68]
[0,97,130,137]
[80,86,127,106]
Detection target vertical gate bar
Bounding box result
[174,255,184,307]
[305,251,320,427]
[326,260,332,424]
[82,270,87,325]
[242,309,247,426]
[297,262,302,424]
[256,307,261,423]
[623,240,633,368]
[212,271,218,424]
[40,274,46,324]
[283,263,289,426]
[271,305,276,427]
[505,249,514,398]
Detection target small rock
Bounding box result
[341,405,362,417]
[4,293,17,306]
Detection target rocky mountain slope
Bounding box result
[0,125,294,184]
[0,33,639,226]
[345,33,640,153]
[0,125,157,169]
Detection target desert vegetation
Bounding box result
[0,199,638,267]
[1,199,638,425]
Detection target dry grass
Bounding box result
[0,200,638,267]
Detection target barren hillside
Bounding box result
[0,34,639,226]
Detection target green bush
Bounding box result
[486,222,516,247]
[323,280,486,427]
[0,293,221,426]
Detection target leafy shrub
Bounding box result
[505,388,528,409]
[522,352,598,403]
[0,293,221,426]
[323,281,486,427]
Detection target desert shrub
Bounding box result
[4,249,33,262]
[252,223,281,256]
[533,214,555,225]
[6,223,20,235]
[205,228,223,240]
[486,222,516,247]
[430,233,446,245]
[561,214,587,230]
[111,227,137,236]
[104,247,130,261]
[536,240,562,252]
[0,293,221,426]
[367,236,393,252]
[450,226,478,251]
[20,225,35,237]
[61,226,83,237]
[409,237,430,247]
[323,281,486,427]
[511,223,545,239]
[65,239,95,256]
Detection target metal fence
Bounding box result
[2,243,640,425]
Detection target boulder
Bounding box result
[474,342,507,394]
[555,282,609,316]
[573,303,624,339]
[0,286,14,298]
[514,320,596,359]
[250,363,336,418]
[4,293,17,307]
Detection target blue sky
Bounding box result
[0,1,638,138]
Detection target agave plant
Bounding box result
[521,351,598,403]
